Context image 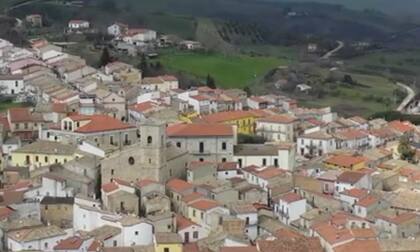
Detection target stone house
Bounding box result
[167,123,236,163]
[101,121,189,184]
[40,196,74,228]
[186,161,217,183]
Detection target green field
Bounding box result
[0,101,29,112]
[300,72,401,117]
[155,51,291,88]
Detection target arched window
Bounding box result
[64,121,68,130]
[128,157,135,165]
[147,136,152,144]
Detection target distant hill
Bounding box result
[275,0,420,20]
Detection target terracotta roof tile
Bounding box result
[181,192,205,203]
[333,240,381,252]
[356,195,378,207]
[334,129,368,140]
[166,178,194,193]
[54,236,84,250]
[257,238,323,252]
[201,111,256,123]
[258,114,297,124]
[67,115,134,133]
[167,123,233,137]
[324,155,367,168]
[188,199,220,211]
[279,192,303,203]
[8,108,39,123]
[220,246,258,252]
[388,120,415,133]
[0,206,14,220]
[376,212,416,225]
[337,171,366,184]
[101,182,119,193]
[176,214,200,230]
[341,188,368,199]
[135,179,158,188]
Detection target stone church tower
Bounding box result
[101,119,188,184]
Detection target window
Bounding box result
[128,157,135,165]
[135,231,139,235]
[193,231,199,239]
[110,136,114,145]
[149,158,152,164]
[111,169,114,175]
[218,217,223,225]
[262,158,267,166]
[44,242,48,249]
[201,212,204,219]
[64,121,68,130]
[238,159,242,168]
[35,156,39,162]
[199,142,204,153]
[15,81,18,87]
[24,123,28,129]
[222,142,227,150]
[15,123,19,129]
[199,158,204,162]
[176,142,181,148]
[44,156,48,163]
[246,217,250,225]
[164,248,169,252]
[147,136,152,144]
[222,158,226,162]
[55,159,58,164]
[274,158,278,167]
[193,210,196,217]
[47,132,50,138]
[113,241,117,247]
[45,205,48,210]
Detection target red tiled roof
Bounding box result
[87,240,102,252]
[376,212,416,225]
[388,120,415,133]
[183,243,200,252]
[337,171,366,184]
[0,115,10,131]
[166,178,194,193]
[0,207,14,220]
[52,103,67,113]
[54,236,84,250]
[188,199,220,211]
[201,111,255,123]
[8,108,35,123]
[274,228,303,239]
[333,240,380,252]
[341,188,368,199]
[349,228,377,239]
[176,214,200,230]
[280,192,303,203]
[258,114,296,124]
[129,101,159,113]
[312,222,353,245]
[356,195,378,208]
[324,155,367,168]
[220,246,258,252]
[217,162,238,171]
[101,182,119,193]
[181,192,205,203]
[334,129,368,140]
[68,115,134,133]
[135,179,158,188]
[257,238,323,252]
[167,123,233,137]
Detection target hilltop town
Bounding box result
[0,13,420,252]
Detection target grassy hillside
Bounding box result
[155,50,292,88]
[277,0,420,19]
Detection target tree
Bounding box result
[206,74,216,89]
[243,86,251,96]
[343,74,354,85]
[398,136,415,161]
[99,48,111,67]
[138,54,149,77]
